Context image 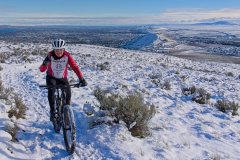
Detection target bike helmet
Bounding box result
[52,38,65,49]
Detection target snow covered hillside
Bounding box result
[0,41,239,159]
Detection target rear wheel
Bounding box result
[62,105,76,154]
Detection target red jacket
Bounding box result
[39,50,83,79]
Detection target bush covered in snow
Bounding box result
[5,123,19,142]
[226,72,234,77]
[0,79,3,93]
[182,85,196,96]
[0,79,12,100]
[215,100,239,116]
[192,88,211,104]
[0,53,9,63]
[182,86,211,104]
[96,62,110,71]
[8,95,27,119]
[161,80,171,90]
[94,88,156,138]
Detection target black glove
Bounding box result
[79,78,87,87]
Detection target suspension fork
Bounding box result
[61,89,67,110]
[55,89,62,115]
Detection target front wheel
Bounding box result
[62,105,76,154]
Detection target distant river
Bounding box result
[120,32,157,50]
[0,29,17,33]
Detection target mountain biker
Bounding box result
[39,38,87,121]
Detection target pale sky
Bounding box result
[0,0,240,25]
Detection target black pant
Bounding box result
[46,75,71,113]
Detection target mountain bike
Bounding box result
[40,83,80,154]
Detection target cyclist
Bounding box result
[39,38,87,121]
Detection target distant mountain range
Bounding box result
[193,20,237,26]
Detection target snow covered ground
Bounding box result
[0,41,239,159]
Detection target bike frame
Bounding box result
[55,87,66,116]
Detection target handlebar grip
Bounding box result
[39,85,47,88]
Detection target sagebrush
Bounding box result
[5,123,19,142]
[182,86,211,104]
[0,79,12,100]
[8,95,27,119]
[182,85,196,96]
[215,100,239,116]
[96,62,110,71]
[94,88,156,138]
[161,81,171,90]
[0,79,3,93]
[192,88,211,104]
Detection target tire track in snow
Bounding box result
[1,64,79,159]
[3,65,48,121]
[18,71,49,120]
[15,68,89,159]
[2,64,106,159]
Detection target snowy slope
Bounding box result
[0,41,239,160]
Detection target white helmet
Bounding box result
[52,38,65,49]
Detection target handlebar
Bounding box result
[39,83,82,89]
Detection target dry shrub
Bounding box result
[149,73,162,80]
[151,79,161,87]
[32,48,48,56]
[182,86,211,104]
[215,100,239,116]
[96,62,110,71]
[226,72,234,77]
[0,88,12,100]
[8,95,27,119]
[116,94,156,129]
[94,88,118,112]
[149,73,162,87]
[230,101,239,116]
[5,123,19,142]
[215,100,230,113]
[161,80,171,90]
[84,54,91,57]
[210,153,221,160]
[192,88,211,104]
[0,53,7,63]
[22,54,30,62]
[94,89,156,138]
[180,75,188,82]
[0,80,12,100]
[182,85,196,96]
[160,63,167,68]
[0,80,3,93]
